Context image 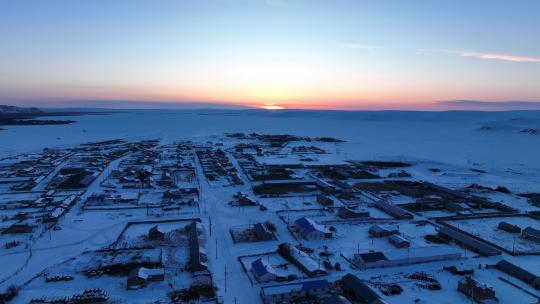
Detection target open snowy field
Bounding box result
[446,215,540,254]
[1,110,540,178]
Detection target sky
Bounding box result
[0,0,539,110]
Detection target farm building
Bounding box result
[496,260,540,289]
[497,221,521,233]
[353,246,461,269]
[373,200,412,219]
[337,207,370,219]
[126,267,164,290]
[251,258,281,283]
[522,226,540,243]
[293,217,333,240]
[260,280,332,304]
[388,234,410,248]
[438,226,501,256]
[368,224,398,237]
[457,276,497,303]
[340,273,387,304]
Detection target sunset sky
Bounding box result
[1,0,539,110]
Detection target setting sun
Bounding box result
[262,103,284,110]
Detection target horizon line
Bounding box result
[3,99,540,112]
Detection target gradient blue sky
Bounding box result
[1,0,539,109]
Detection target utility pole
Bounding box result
[215,237,218,259]
[224,264,228,293]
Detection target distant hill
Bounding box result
[0,105,78,128]
[0,105,43,115]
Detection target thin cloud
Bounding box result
[446,50,540,63]
[337,43,380,51]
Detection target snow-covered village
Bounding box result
[2,0,540,303]
[1,130,539,304]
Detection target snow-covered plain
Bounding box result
[1,109,540,173]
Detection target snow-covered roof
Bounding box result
[356,246,461,263]
[384,246,461,260]
[251,258,276,277]
[261,279,330,296]
[439,226,501,256]
[388,234,408,243]
[496,260,538,282]
[294,217,330,235]
[341,274,385,304]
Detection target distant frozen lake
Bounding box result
[1,109,540,172]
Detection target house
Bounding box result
[293,217,333,240]
[278,243,328,277]
[497,222,521,233]
[438,226,501,256]
[251,258,279,283]
[260,280,332,304]
[353,246,461,270]
[373,200,412,219]
[522,226,540,243]
[388,234,410,248]
[337,207,370,219]
[340,273,387,304]
[148,225,165,241]
[457,276,497,303]
[368,224,398,237]
[127,267,165,290]
[317,195,334,206]
[253,223,274,241]
[495,260,538,286]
